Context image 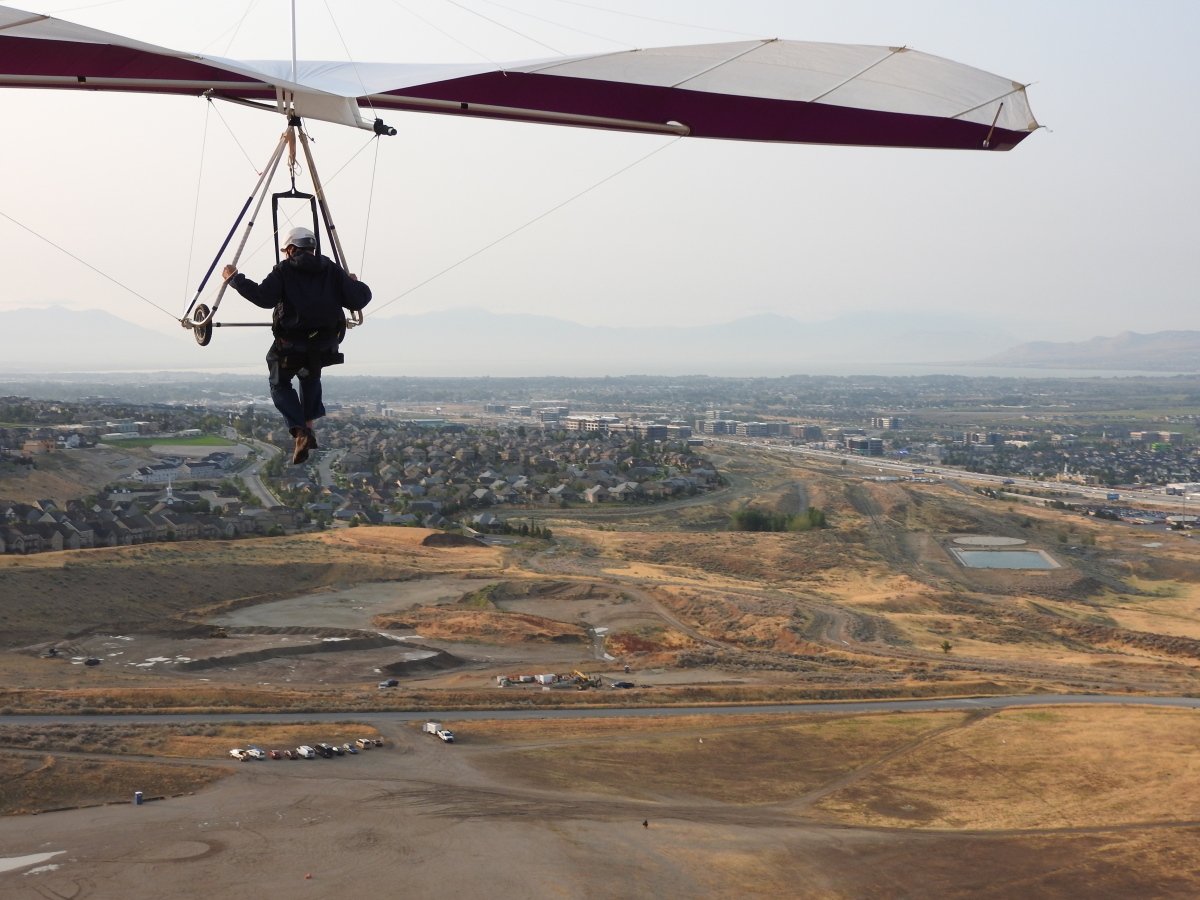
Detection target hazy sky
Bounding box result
[1,0,1198,346]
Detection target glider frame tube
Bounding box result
[364,93,691,136]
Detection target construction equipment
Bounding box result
[573,670,602,690]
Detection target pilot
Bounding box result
[223,226,371,464]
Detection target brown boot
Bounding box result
[303,429,319,453]
[291,427,310,465]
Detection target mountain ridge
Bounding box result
[1,304,1027,375]
[972,330,1200,372]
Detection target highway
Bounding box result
[707,437,1194,514]
[8,693,1200,725]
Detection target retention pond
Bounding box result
[952,549,1060,569]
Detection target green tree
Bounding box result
[940,640,953,654]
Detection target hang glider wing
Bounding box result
[0,4,1037,149]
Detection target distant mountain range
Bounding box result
[972,331,1200,372]
[0,305,1030,376]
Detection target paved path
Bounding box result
[8,693,1200,725]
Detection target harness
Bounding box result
[275,324,346,371]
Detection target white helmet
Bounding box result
[281,226,317,251]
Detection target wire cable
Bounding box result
[207,98,262,174]
[321,0,377,118]
[360,136,381,278]
[196,0,262,55]
[45,0,134,14]
[386,0,504,67]
[0,207,179,321]
[181,100,212,303]
[368,135,681,318]
[438,0,565,55]
[548,0,763,38]
[472,0,634,48]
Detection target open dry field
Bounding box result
[5,705,1200,897]
[8,447,1200,708]
[7,445,1200,892]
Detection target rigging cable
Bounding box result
[196,0,263,56]
[0,207,179,321]
[207,97,262,174]
[470,0,635,48]
[438,0,565,55]
[321,0,377,119]
[360,136,381,278]
[368,135,681,319]
[181,98,213,303]
[548,0,764,38]
[385,0,504,68]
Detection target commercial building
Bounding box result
[846,437,884,456]
[870,417,902,430]
[790,424,823,440]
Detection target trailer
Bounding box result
[423,722,455,742]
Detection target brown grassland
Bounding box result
[469,705,1200,830]
[0,754,226,815]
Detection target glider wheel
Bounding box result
[192,304,213,346]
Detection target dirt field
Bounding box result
[5,706,1200,897]
[0,755,225,816]
[0,447,142,504]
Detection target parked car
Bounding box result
[332,745,345,756]
[378,679,399,688]
[612,681,635,689]
[244,747,266,760]
[355,738,373,749]
[268,750,282,760]
[229,748,249,761]
[314,743,335,758]
[296,745,316,759]
[373,738,384,747]
[342,743,358,754]
[284,749,299,760]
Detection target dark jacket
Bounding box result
[230,252,371,339]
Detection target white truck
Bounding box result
[296,745,317,759]
[423,722,455,743]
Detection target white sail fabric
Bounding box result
[0,4,1037,145]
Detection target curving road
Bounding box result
[8,693,1200,726]
[238,439,282,507]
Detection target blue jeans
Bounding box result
[267,340,327,432]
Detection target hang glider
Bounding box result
[0,4,1037,150]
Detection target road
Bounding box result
[706,437,1194,513]
[316,448,344,488]
[9,693,1200,726]
[239,439,281,507]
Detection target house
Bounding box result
[609,482,643,502]
[582,485,610,503]
[547,485,577,502]
[470,512,503,531]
